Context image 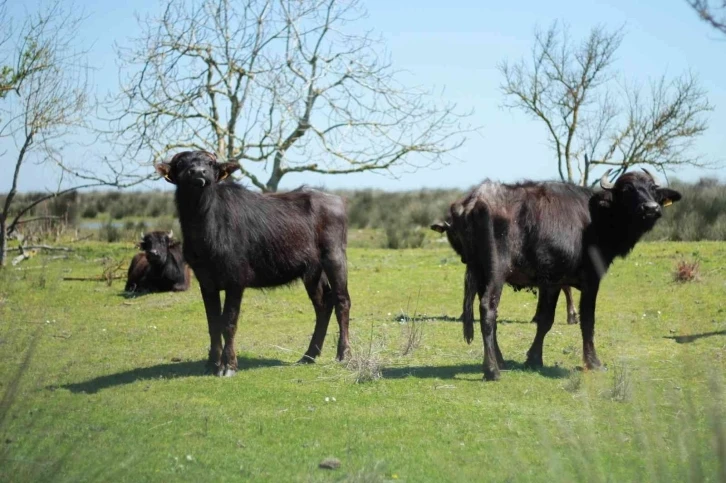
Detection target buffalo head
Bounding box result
[138,230,175,265]
[597,168,682,224]
[155,151,240,189]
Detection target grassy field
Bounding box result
[0,237,725,482]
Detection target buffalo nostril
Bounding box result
[641,202,661,216]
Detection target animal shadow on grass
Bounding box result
[117,290,156,299]
[59,356,285,394]
[390,314,459,323]
[664,329,726,344]
[382,360,570,380]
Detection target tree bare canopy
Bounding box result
[687,0,726,35]
[498,22,712,186]
[0,1,142,267]
[112,0,470,192]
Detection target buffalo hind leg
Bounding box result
[200,286,223,374]
[323,254,351,361]
[460,267,476,344]
[525,286,560,369]
[478,280,504,381]
[564,287,579,325]
[299,270,335,363]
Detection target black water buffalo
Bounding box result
[155,151,351,376]
[431,223,579,342]
[441,169,681,380]
[125,230,191,293]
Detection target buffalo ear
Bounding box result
[656,187,682,207]
[430,221,450,233]
[592,190,613,210]
[217,162,240,182]
[155,163,175,184]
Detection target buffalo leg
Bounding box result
[525,286,560,368]
[564,287,579,325]
[530,289,549,324]
[299,270,335,363]
[218,287,243,377]
[460,267,476,344]
[478,280,504,381]
[200,285,223,373]
[323,254,351,361]
[579,283,602,370]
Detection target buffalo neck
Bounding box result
[589,204,655,267]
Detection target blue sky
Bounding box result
[4,0,725,192]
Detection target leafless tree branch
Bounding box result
[498,21,711,186]
[0,1,145,267]
[687,0,726,35]
[110,0,472,192]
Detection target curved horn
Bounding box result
[599,169,615,190]
[168,229,174,239]
[641,167,661,187]
[140,231,145,240]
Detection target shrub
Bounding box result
[673,257,700,283]
[99,220,121,243]
[82,205,98,218]
[383,224,425,249]
[609,363,632,402]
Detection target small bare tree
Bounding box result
[499,22,712,186]
[112,0,470,192]
[687,0,726,35]
[0,1,142,267]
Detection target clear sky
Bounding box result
[3,0,725,192]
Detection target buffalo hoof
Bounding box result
[335,348,351,362]
[585,361,607,372]
[567,314,580,325]
[206,361,237,377]
[524,356,544,370]
[483,368,501,381]
[297,355,316,364]
[206,361,221,375]
[221,367,237,377]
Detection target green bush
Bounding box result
[99,220,121,243]
[4,177,725,243]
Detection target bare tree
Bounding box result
[112,0,470,192]
[687,0,726,35]
[499,22,712,186]
[0,2,142,267]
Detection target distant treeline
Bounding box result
[2,178,725,246]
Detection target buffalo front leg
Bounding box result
[579,284,603,370]
[200,286,223,374]
[217,287,243,377]
[525,287,560,369]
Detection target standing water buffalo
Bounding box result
[441,169,681,380]
[155,151,351,376]
[431,223,579,342]
[125,230,191,293]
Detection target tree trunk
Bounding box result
[265,164,284,193]
[0,218,7,268]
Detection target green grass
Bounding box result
[1,240,725,482]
